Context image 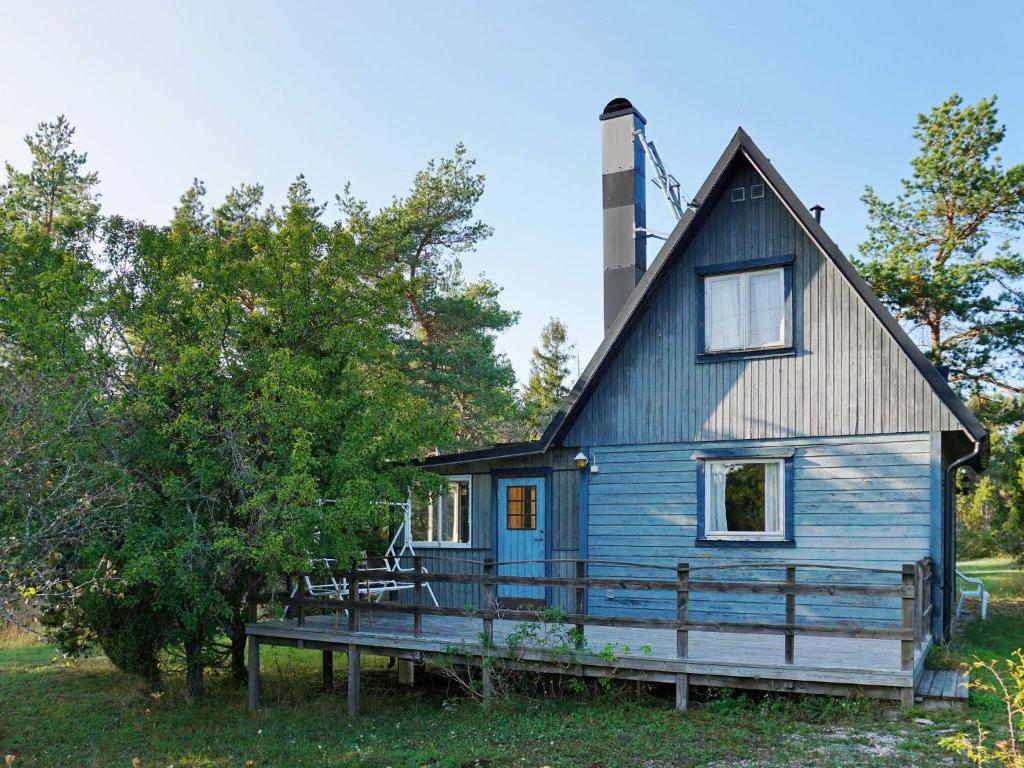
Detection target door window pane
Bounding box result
[507,485,537,530]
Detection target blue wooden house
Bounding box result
[413,98,987,644]
[247,98,988,709]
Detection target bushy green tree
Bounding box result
[522,318,574,438]
[1,118,517,701]
[102,177,446,699]
[856,94,1024,401]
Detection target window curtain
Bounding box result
[747,270,783,346]
[707,276,742,350]
[707,463,730,532]
[764,461,782,534]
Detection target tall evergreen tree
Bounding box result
[856,94,1024,404]
[0,117,126,637]
[341,145,520,449]
[522,318,574,438]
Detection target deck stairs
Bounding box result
[915,669,969,709]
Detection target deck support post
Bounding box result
[675,562,689,710]
[398,659,415,686]
[347,644,360,717]
[247,636,260,709]
[785,565,796,665]
[482,558,495,707]
[574,559,586,648]
[322,650,334,692]
[900,563,916,706]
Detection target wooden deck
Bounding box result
[247,611,928,706]
[245,556,936,714]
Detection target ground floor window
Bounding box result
[703,459,784,540]
[412,475,471,546]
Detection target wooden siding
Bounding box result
[586,433,933,626]
[564,160,962,447]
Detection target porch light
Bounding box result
[574,451,589,470]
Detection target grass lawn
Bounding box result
[1,558,1021,768]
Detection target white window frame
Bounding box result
[704,267,788,353]
[703,458,786,541]
[412,475,472,548]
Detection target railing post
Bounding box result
[296,571,306,628]
[574,559,586,649]
[675,561,689,710]
[482,558,495,706]
[247,636,260,709]
[349,559,360,632]
[900,563,916,706]
[413,555,423,638]
[785,565,796,665]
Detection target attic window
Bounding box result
[730,187,745,203]
[750,184,765,199]
[703,267,789,353]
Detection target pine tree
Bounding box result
[856,94,1024,403]
[522,318,574,439]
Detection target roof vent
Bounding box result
[731,186,745,203]
[810,204,825,223]
[750,184,765,199]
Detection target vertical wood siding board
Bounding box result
[901,346,911,434]
[847,282,856,434]
[898,343,908,434]
[822,255,832,435]
[831,260,841,436]
[867,301,875,434]
[854,294,862,433]
[663,256,671,443]
[837,277,847,435]
[881,324,890,433]
[677,258,685,441]
[815,253,823,435]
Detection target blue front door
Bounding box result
[496,476,546,602]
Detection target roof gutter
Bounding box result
[941,435,983,640]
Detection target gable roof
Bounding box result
[540,127,987,447]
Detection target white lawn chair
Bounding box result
[956,570,990,620]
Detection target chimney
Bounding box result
[600,98,647,333]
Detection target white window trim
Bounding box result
[704,267,788,353]
[703,458,786,541]
[413,474,473,549]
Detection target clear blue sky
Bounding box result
[2,1,1022,384]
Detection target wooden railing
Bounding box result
[252,555,933,709]
[264,556,932,653]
